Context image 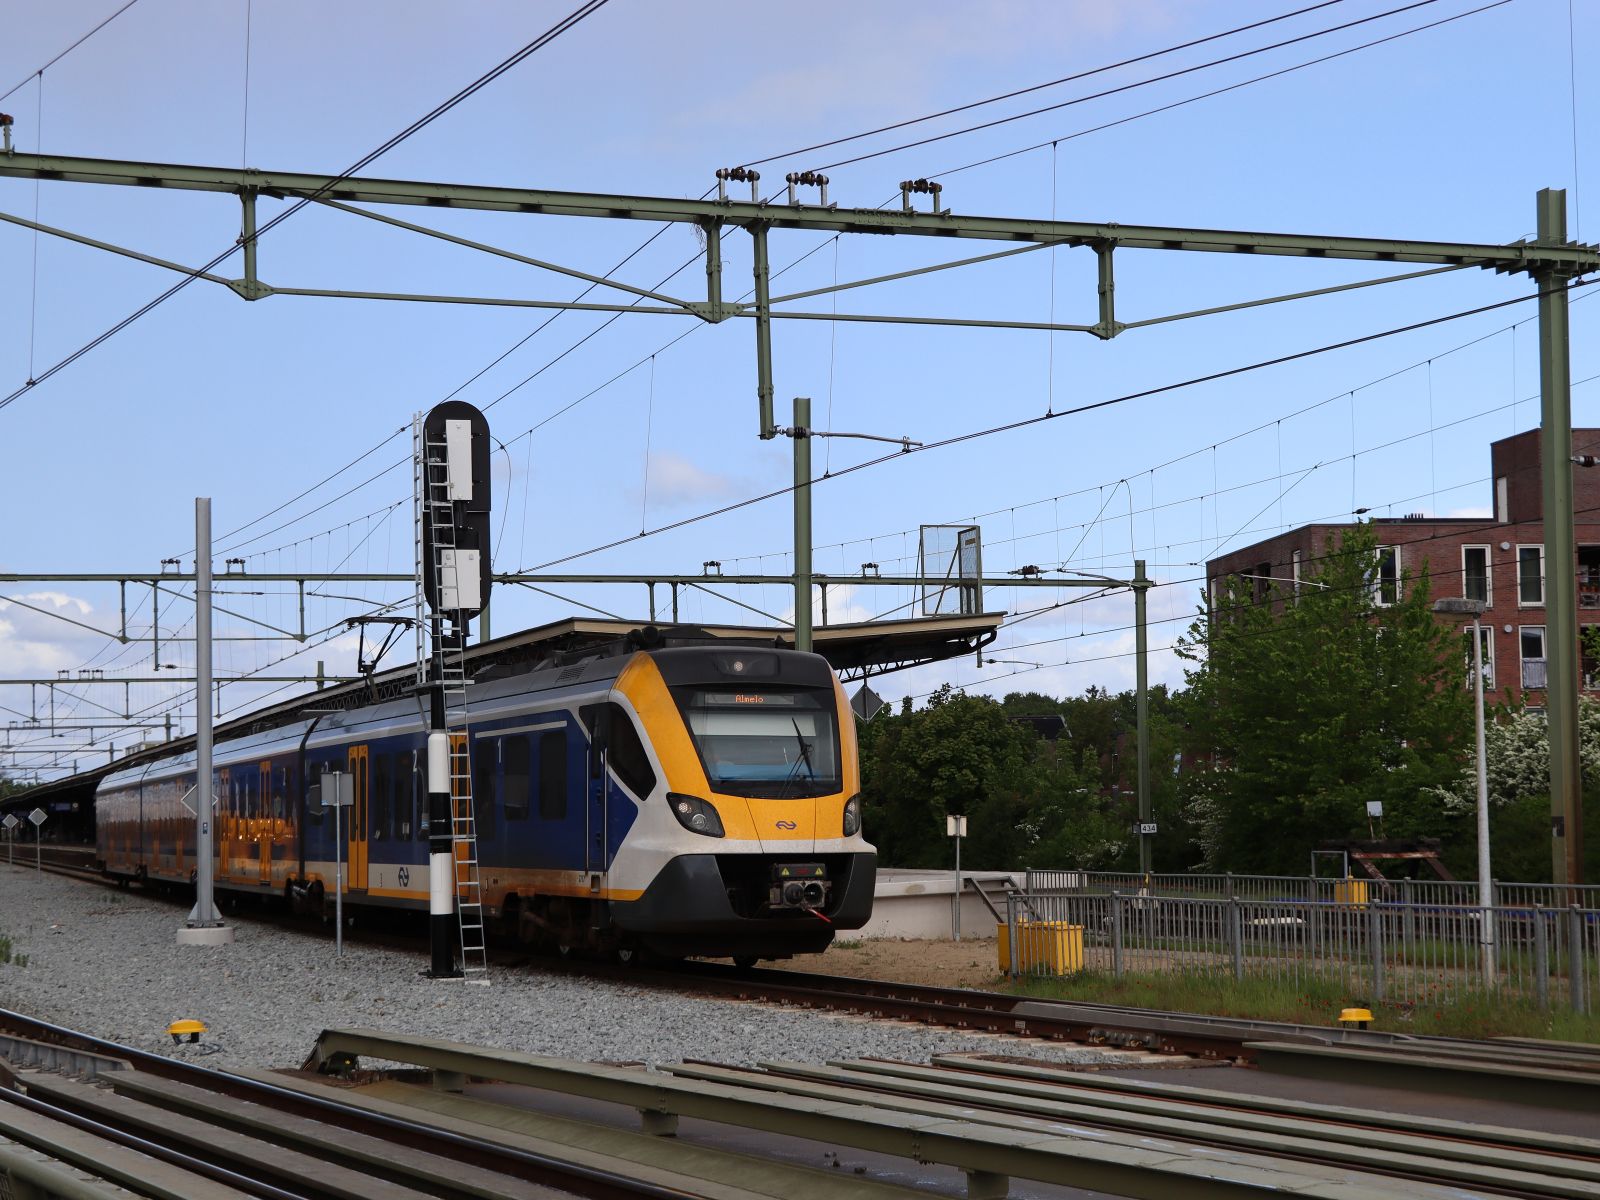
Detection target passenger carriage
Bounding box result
[96,630,876,963]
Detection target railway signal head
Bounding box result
[420,401,492,619]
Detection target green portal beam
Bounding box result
[4,152,1599,272]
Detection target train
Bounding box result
[95,631,877,964]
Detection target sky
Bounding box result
[0,0,1595,779]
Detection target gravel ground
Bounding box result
[0,866,1129,1071]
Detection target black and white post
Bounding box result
[427,669,456,978]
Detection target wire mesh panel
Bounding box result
[1003,888,1599,1012]
[919,525,982,616]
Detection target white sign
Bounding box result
[946,814,967,838]
[319,770,355,808]
[1138,821,1159,836]
[1,814,17,831]
[27,808,47,827]
[1366,801,1384,818]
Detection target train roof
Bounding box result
[4,612,1002,811]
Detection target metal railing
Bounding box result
[1002,889,1599,1012]
[1024,869,1600,912]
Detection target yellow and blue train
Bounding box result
[96,638,876,963]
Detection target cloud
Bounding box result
[640,451,741,509]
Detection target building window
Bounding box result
[1580,547,1600,610]
[1253,561,1272,604]
[1518,545,1544,606]
[1496,476,1509,523]
[1374,546,1400,607]
[1520,625,1547,689]
[1291,549,1302,598]
[1462,545,1489,604]
[1463,626,1494,691]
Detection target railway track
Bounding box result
[0,1008,740,1199]
[18,847,1600,1081]
[5,1008,1600,1200]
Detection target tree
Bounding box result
[858,686,1039,868]
[856,683,1190,871]
[1177,524,1470,873]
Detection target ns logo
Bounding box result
[774,820,798,831]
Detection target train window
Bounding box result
[372,754,391,842]
[415,756,427,841]
[604,703,656,799]
[473,746,496,838]
[401,752,415,840]
[503,736,531,820]
[539,730,567,820]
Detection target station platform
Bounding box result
[859,869,1021,940]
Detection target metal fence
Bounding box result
[1002,889,1600,1012]
[1024,869,1600,913]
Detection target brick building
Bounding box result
[1206,428,1600,709]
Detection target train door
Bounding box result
[586,710,608,877]
[257,763,272,884]
[347,745,368,891]
[217,767,232,878]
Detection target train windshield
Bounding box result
[678,687,841,797]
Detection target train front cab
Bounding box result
[607,645,876,961]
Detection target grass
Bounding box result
[0,933,25,969]
[1007,970,1600,1042]
[832,939,864,950]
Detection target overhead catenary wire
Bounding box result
[0,0,613,414]
[916,0,1512,184]
[727,290,1598,572]
[517,278,1592,575]
[0,1,142,104]
[137,0,1502,582]
[802,0,1462,173]
[738,0,1353,168]
[110,0,1468,569]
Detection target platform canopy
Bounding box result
[2,612,1002,809]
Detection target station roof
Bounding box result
[2,612,1001,811]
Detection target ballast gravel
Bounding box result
[0,867,1128,1070]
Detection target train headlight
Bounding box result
[842,794,862,838]
[667,792,725,838]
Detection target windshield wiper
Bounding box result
[774,720,816,800]
[791,718,815,781]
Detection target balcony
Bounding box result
[1523,659,1548,689]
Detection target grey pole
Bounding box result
[792,396,813,653]
[753,225,775,439]
[953,827,962,943]
[1536,188,1583,887]
[179,498,232,944]
[1134,560,1152,877]
[1472,613,1496,985]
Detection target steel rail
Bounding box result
[0,1009,702,1200]
[0,1085,308,1200]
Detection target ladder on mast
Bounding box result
[414,416,488,983]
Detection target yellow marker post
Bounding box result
[1338,1007,1373,1031]
[167,1019,206,1045]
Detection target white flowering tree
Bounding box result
[1431,699,1600,881]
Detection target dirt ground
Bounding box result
[785,936,1007,989]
